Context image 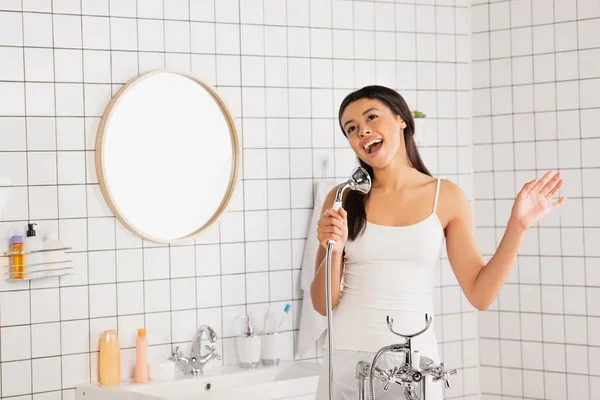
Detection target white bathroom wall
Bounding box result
[0,0,474,399]
[471,0,600,399]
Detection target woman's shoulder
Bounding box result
[437,178,468,201]
[435,178,470,227]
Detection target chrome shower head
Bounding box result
[349,166,371,194]
[332,166,372,209]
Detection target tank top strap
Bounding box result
[433,178,441,213]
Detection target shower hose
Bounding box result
[325,200,342,400]
[323,167,371,400]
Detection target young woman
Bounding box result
[310,85,565,399]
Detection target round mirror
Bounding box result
[96,70,240,243]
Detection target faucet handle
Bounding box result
[205,345,221,360]
[377,367,395,392]
[170,346,186,363]
[431,362,457,388]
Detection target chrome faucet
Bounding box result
[355,314,457,400]
[170,325,221,375]
[419,356,457,388]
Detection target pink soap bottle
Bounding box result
[134,328,148,383]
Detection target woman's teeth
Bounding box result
[365,139,383,153]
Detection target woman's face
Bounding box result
[340,98,406,169]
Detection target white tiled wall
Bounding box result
[472,0,600,399]
[0,0,474,399]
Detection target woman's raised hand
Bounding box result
[317,207,348,254]
[511,170,566,230]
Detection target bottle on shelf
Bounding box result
[24,223,44,278]
[9,234,24,279]
[43,232,66,277]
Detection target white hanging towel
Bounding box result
[297,179,338,359]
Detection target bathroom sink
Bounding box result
[75,361,320,400]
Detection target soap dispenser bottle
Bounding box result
[24,223,44,277]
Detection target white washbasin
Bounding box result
[76,361,320,400]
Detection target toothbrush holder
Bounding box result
[260,331,281,366]
[235,335,262,368]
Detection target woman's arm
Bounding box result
[311,247,345,316]
[444,171,566,311]
[310,186,346,316]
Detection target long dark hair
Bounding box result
[338,85,432,241]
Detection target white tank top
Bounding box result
[330,178,445,353]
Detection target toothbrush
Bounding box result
[276,304,291,330]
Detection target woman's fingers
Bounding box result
[318,216,344,230]
[319,227,341,243]
[320,209,346,225]
[318,224,342,234]
[532,170,563,194]
[530,170,554,193]
[540,172,562,195]
[317,207,347,248]
[550,196,567,209]
[317,224,341,237]
[544,178,564,199]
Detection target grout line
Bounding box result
[0,48,476,64]
[506,0,525,397]
[552,0,571,395]
[0,77,483,87]
[262,0,272,312]
[431,0,447,374]
[211,0,225,365]
[133,0,149,353]
[186,0,200,365]
[575,0,593,396]
[11,306,600,328]
[484,0,505,396]
[160,0,175,357]
[237,0,249,345]
[0,140,478,153]
[0,6,476,26]
[528,0,547,396]
[289,0,304,360]
[49,0,66,393]
[106,0,122,367]
[451,1,468,394]
[76,0,94,388]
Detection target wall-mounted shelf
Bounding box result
[1,247,72,257]
[3,247,74,280]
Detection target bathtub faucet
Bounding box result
[355,314,457,400]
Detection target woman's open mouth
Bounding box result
[364,138,383,157]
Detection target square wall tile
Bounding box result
[2,360,32,397]
[31,288,60,324]
[1,325,31,362]
[1,291,30,326]
[117,282,144,315]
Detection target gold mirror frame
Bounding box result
[95,70,241,244]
